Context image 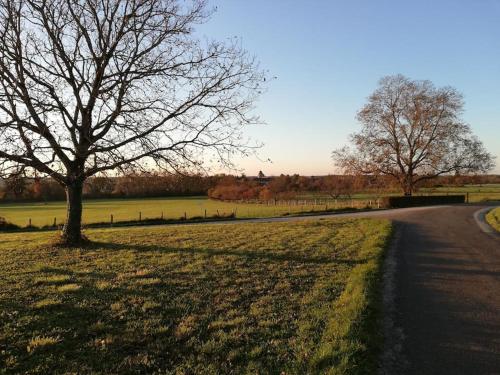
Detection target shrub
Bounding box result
[381,195,465,208]
[0,217,20,231]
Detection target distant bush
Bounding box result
[0,217,20,231]
[382,195,466,208]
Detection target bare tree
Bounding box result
[0,0,265,245]
[333,75,494,196]
[320,175,353,199]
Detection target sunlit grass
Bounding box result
[57,284,81,293]
[0,196,332,227]
[26,336,61,353]
[2,184,499,228]
[486,207,500,232]
[0,218,391,374]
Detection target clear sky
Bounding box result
[198,0,500,176]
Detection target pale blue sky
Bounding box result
[199,0,500,175]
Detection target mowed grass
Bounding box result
[2,184,499,228]
[0,218,391,374]
[420,184,500,202]
[0,196,329,228]
[486,207,500,232]
[300,184,500,203]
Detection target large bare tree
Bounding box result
[0,0,265,245]
[333,75,494,196]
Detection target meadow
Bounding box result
[0,218,391,374]
[0,196,333,228]
[1,184,499,228]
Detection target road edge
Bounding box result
[473,206,500,238]
[378,223,406,375]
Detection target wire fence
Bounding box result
[3,191,500,229]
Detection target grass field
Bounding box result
[486,207,500,232]
[1,184,498,228]
[420,184,500,202]
[0,196,361,228]
[0,218,391,374]
[299,184,500,202]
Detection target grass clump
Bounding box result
[485,207,500,232]
[27,336,61,353]
[34,275,71,285]
[32,298,62,310]
[0,218,391,374]
[56,284,81,293]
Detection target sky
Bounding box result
[198,0,500,176]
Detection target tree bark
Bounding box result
[403,178,414,196]
[61,180,85,245]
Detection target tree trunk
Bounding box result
[403,177,414,196]
[61,180,85,245]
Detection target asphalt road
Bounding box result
[229,204,500,374]
[387,204,500,375]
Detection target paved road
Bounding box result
[387,204,500,375]
[229,204,500,374]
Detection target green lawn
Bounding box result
[300,184,500,203]
[0,197,345,228]
[486,207,500,232]
[4,183,496,229]
[0,218,391,374]
[420,184,500,202]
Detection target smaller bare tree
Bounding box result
[321,175,353,199]
[333,75,495,196]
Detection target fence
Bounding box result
[3,190,500,230]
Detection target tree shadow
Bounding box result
[83,240,362,267]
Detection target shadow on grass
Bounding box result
[2,227,373,373]
[79,240,363,267]
[1,265,204,373]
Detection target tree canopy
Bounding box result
[0,0,264,244]
[333,75,494,195]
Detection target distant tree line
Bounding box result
[207,174,397,201]
[207,174,500,201]
[0,173,220,202]
[1,173,498,203]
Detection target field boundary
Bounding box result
[0,206,382,233]
[378,224,406,374]
[473,206,500,237]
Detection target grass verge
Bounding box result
[0,218,391,374]
[485,207,500,232]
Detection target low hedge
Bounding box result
[382,195,466,208]
[0,217,21,231]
